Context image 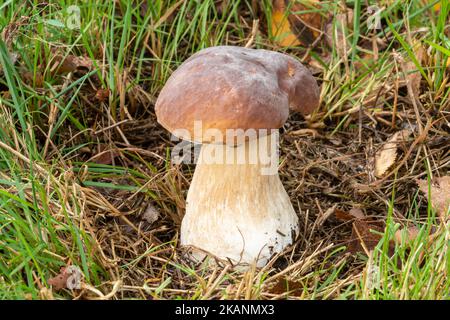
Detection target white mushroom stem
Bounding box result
[181,132,299,267]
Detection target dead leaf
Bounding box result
[349,207,365,220]
[142,204,160,225]
[269,277,302,296]
[394,225,420,244]
[48,268,70,290]
[374,129,411,177]
[335,207,394,255]
[287,0,323,45]
[417,176,450,219]
[432,2,441,12]
[307,52,331,72]
[348,219,387,254]
[50,54,93,76]
[271,0,300,46]
[271,0,323,47]
[65,266,83,290]
[95,88,110,102]
[92,145,120,165]
[335,207,365,221]
[48,265,83,291]
[21,70,44,87]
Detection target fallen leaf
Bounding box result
[95,88,110,102]
[271,0,301,46]
[433,2,441,12]
[335,207,394,255]
[269,277,303,296]
[47,268,70,290]
[394,225,420,244]
[65,266,83,290]
[50,54,93,76]
[335,207,365,221]
[21,70,44,87]
[271,0,323,47]
[142,204,160,225]
[48,265,83,291]
[349,207,365,220]
[374,129,411,177]
[417,176,450,219]
[307,52,331,72]
[92,144,120,165]
[287,0,323,45]
[348,219,390,255]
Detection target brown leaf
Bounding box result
[374,129,411,177]
[335,208,394,255]
[48,267,70,290]
[271,0,323,47]
[394,225,420,244]
[349,208,365,220]
[287,0,323,45]
[92,145,120,165]
[335,207,365,221]
[269,277,302,296]
[417,176,450,219]
[95,88,110,102]
[348,219,387,254]
[50,54,93,76]
[48,265,83,291]
[335,208,354,221]
[21,70,44,87]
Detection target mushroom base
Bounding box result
[180,133,299,267]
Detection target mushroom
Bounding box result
[156,46,319,267]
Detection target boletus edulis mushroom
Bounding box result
[155,46,319,267]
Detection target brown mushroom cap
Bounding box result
[155,46,319,143]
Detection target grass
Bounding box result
[0,0,448,299]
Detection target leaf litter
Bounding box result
[334,208,395,256]
[416,176,450,220]
[374,129,411,178]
